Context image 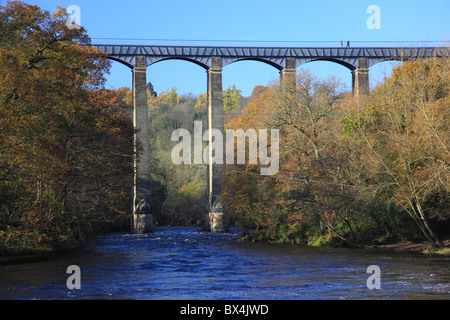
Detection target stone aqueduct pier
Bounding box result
[93,44,444,233]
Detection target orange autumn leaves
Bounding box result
[221,61,449,247]
[0,2,134,254]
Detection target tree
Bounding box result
[221,67,421,246]
[0,2,134,254]
[347,59,448,247]
[158,87,183,104]
[147,82,157,97]
[223,84,243,112]
[194,92,207,112]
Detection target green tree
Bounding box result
[147,82,157,97]
[223,85,243,112]
[194,92,207,112]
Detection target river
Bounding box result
[0,227,448,300]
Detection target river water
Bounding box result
[0,227,448,300]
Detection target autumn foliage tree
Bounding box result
[0,2,134,254]
[222,71,354,244]
[222,59,449,248]
[341,58,449,248]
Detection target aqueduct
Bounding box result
[92,44,445,233]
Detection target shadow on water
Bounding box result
[0,226,448,299]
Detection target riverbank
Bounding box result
[367,239,450,255]
[0,249,74,266]
[238,226,450,255]
[0,255,45,265]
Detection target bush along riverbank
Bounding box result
[237,223,450,255]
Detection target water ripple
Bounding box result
[0,226,449,300]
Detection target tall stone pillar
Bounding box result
[205,57,229,232]
[280,57,296,88]
[132,56,154,234]
[352,57,369,97]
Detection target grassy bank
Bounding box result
[238,227,450,255]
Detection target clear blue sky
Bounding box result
[25,0,450,96]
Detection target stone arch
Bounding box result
[222,57,284,71]
[217,58,284,96]
[295,59,360,94]
[146,56,210,70]
[300,58,357,71]
[105,56,135,69]
[143,57,208,96]
[369,59,403,88]
[369,57,405,68]
[103,57,135,91]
